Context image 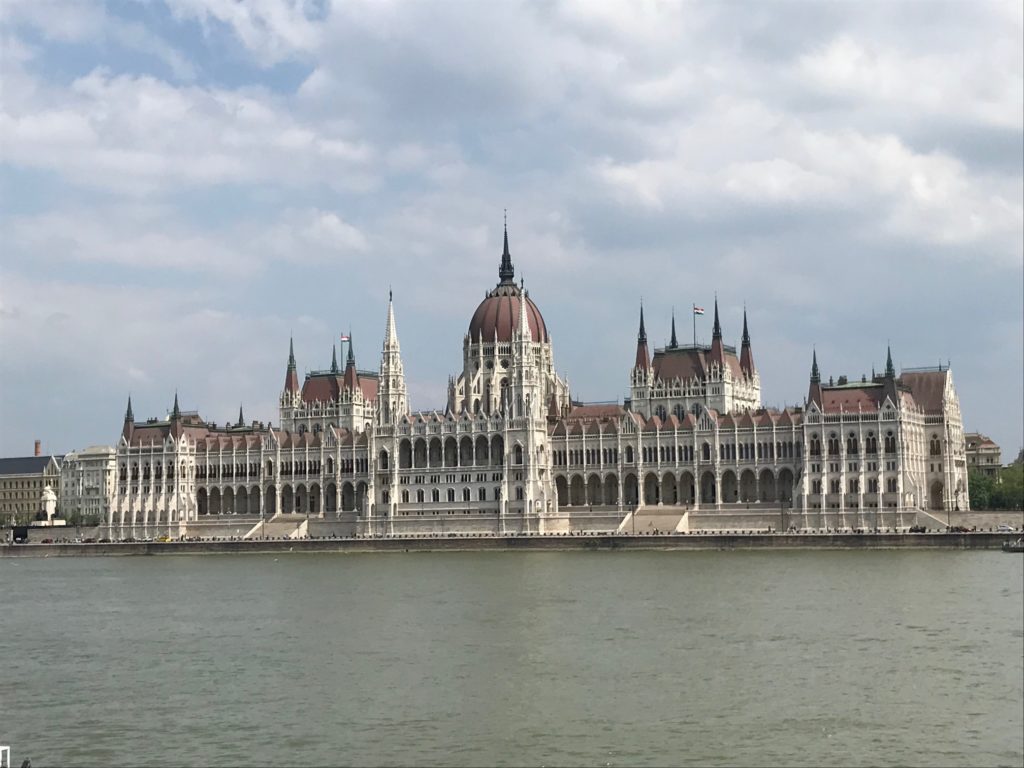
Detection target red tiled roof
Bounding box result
[652,346,744,382]
[468,282,548,343]
[819,385,885,413]
[899,371,947,414]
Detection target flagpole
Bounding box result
[692,304,696,347]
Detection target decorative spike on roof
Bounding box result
[124,395,134,422]
[347,334,356,366]
[331,344,338,373]
[670,309,678,348]
[739,308,755,376]
[885,344,895,378]
[238,404,245,427]
[288,336,296,369]
[498,212,514,284]
[712,297,722,339]
[811,349,820,383]
[171,392,181,420]
[638,303,647,342]
[284,337,300,394]
[634,303,651,371]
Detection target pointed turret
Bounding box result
[808,349,822,406]
[885,344,895,379]
[343,334,359,392]
[383,290,400,352]
[169,391,183,439]
[709,297,725,366]
[498,216,514,284]
[379,292,408,422]
[670,309,678,348]
[634,304,651,371]
[331,344,339,374]
[739,308,755,376]
[284,337,299,394]
[121,395,135,442]
[237,404,245,427]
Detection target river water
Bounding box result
[3,550,1022,767]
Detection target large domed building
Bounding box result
[449,227,569,418]
[107,219,970,540]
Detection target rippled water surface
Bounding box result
[3,550,1022,767]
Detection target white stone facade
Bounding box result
[107,230,970,538]
[59,445,116,523]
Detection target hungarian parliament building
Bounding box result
[109,229,970,538]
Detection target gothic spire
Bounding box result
[347,334,356,366]
[811,349,820,383]
[283,337,299,394]
[709,296,725,365]
[171,391,181,420]
[498,212,514,284]
[670,309,678,348]
[634,303,651,372]
[124,395,134,422]
[739,307,755,376]
[331,343,338,374]
[885,344,895,378]
[712,296,722,339]
[384,291,400,351]
[238,404,245,427]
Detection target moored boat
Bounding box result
[1002,537,1023,553]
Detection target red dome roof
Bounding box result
[468,282,548,343]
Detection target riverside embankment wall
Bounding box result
[1,532,1014,558]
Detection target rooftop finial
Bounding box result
[288,336,296,369]
[125,395,134,422]
[811,349,820,383]
[670,308,678,348]
[499,211,514,283]
[331,343,339,373]
[347,332,355,366]
[885,343,895,378]
[712,295,722,339]
[638,302,647,342]
[238,404,245,426]
[742,307,750,345]
[171,391,181,420]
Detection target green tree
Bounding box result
[969,469,994,509]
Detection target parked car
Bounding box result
[908,525,927,533]
[997,524,1015,532]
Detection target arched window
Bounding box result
[379,450,389,470]
[846,432,858,455]
[865,433,877,454]
[885,431,897,454]
[625,446,634,464]
[929,435,942,456]
[702,442,711,461]
[417,489,425,503]
[298,424,307,434]
[432,489,440,503]
[478,487,486,501]
[827,434,840,456]
[809,434,821,456]
[655,405,667,421]
[401,490,409,503]
[447,488,455,502]
[514,444,523,465]
[462,487,471,502]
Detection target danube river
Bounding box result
[3,551,1022,767]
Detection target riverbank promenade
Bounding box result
[2,529,1017,557]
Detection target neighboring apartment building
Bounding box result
[965,433,1001,478]
[0,454,63,525]
[60,445,117,524]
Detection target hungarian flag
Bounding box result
[340,334,351,342]
[693,305,705,315]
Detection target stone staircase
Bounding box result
[244,513,309,540]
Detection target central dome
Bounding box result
[469,282,549,343]
[467,226,549,343]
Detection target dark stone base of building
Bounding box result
[1,531,1014,557]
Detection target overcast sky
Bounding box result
[1,0,1021,459]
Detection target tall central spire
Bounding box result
[499,211,514,284]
